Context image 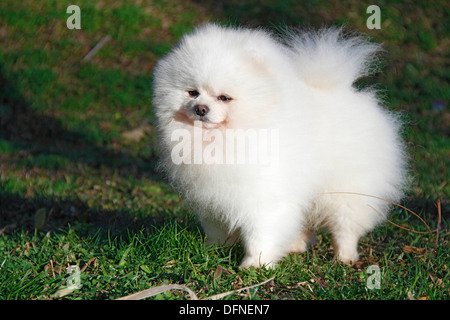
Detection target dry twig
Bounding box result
[83,35,112,62]
[115,277,274,301]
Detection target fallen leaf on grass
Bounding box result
[232,276,243,290]
[213,265,223,280]
[429,274,444,289]
[407,291,428,300]
[351,259,368,270]
[402,245,426,254]
[213,265,233,281]
[81,257,98,272]
[121,125,152,142]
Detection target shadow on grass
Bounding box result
[0,62,181,236]
[192,0,336,28]
[0,63,159,177]
[0,191,178,237]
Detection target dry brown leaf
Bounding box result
[402,245,426,254]
[232,276,243,290]
[164,260,176,268]
[213,265,223,280]
[121,125,152,142]
[81,257,98,272]
[429,274,444,289]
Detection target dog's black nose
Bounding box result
[194,104,209,117]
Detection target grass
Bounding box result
[1,218,447,300]
[0,0,448,300]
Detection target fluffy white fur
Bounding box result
[153,24,407,268]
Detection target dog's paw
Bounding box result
[240,255,277,269]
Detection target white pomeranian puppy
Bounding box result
[153,24,407,268]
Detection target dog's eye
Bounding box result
[218,95,232,102]
[188,90,199,98]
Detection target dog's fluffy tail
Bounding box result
[286,27,382,90]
